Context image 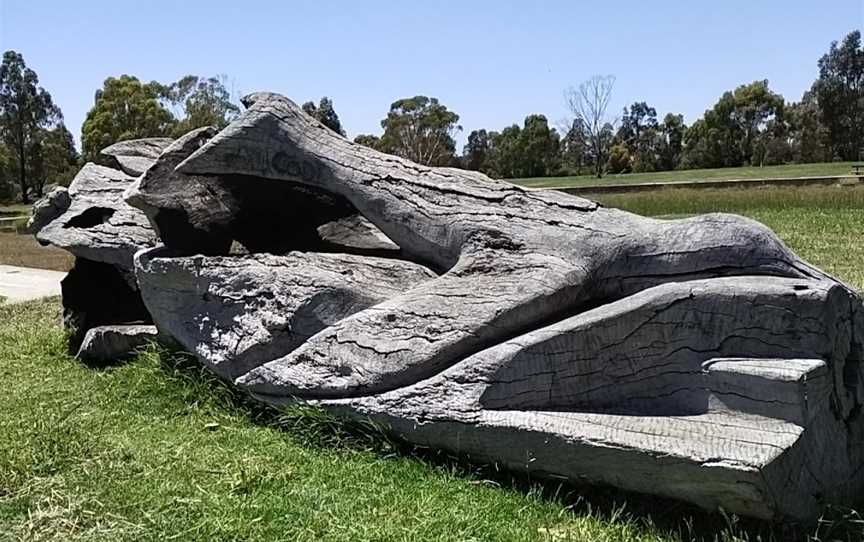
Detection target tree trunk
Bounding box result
[17,141,28,204]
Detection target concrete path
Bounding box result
[0,265,65,303]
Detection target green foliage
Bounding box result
[81,75,175,161]
[607,143,632,174]
[483,115,561,178]
[26,123,79,197]
[659,113,686,170]
[161,75,240,137]
[617,102,658,148]
[518,114,561,177]
[560,119,592,176]
[379,96,461,166]
[611,103,690,174]
[813,30,864,161]
[788,90,830,163]
[681,80,785,169]
[0,142,14,201]
[0,50,63,203]
[353,133,381,149]
[461,128,491,171]
[487,124,522,177]
[302,97,346,136]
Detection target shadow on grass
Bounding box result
[122,342,864,542]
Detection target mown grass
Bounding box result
[0,232,74,272]
[0,203,30,217]
[3,186,864,541]
[0,300,794,542]
[515,161,857,189]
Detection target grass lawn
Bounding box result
[0,232,74,272]
[514,161,857,189]
[3,185,864,541]
[0,203,31,217]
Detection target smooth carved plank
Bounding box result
[179,93,838,398]
[704,358,830,425]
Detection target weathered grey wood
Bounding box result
[316,214,400,254]
[124,126,373,255]
[101,137,174,176]
[31,162,157,348]
[35,163,157,272]
[27,186,70,234]
[76,324,158,363]
[135,248,435,380]
[178,92,841,400]
[244,276,864,521]
[124,126,238,253]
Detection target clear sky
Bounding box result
[1,0,862,148]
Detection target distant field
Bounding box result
[514,162,857,189]
[0,203,31,217]
[0,232,74,272]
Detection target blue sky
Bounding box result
[1,0,862,148]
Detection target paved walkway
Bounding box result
[0,265,65,303]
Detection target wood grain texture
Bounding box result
[35,163,156,273]
[136,248,436,380]
[101,137,174,176]
[179,93,842,399]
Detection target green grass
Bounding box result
[514,161,857,189]
[0,232,74,272]
[4,186,864,541]
[0,203,30,217]
[0,301,780,542]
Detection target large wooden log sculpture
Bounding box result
[31,161,157,352]
[32,92,864,521]
[101,137,174,176]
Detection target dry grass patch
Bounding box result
[0,232,73,272]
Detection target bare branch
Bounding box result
[564,75,616,178]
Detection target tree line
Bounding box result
[0,64,241,203]
[456,29,863,179]
[1,30,862,203]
